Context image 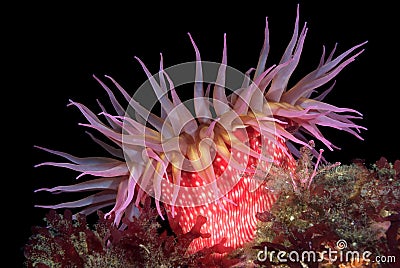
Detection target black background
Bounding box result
[9,1,399,266]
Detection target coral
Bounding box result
[241,149,400,268]
[24,197,240,267]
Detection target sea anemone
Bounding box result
[34,5,366,254]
